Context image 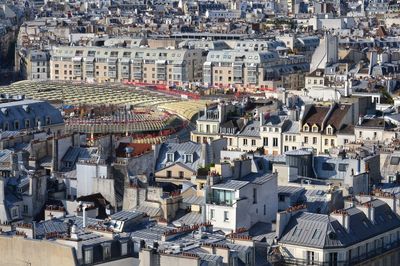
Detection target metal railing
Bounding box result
[271,240,400,266]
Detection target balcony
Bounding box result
[269,240,400,266]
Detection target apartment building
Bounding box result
[299,103,353,154]
[50,46,206,84]
[205,173,278,232]
[191,103,236,144]
[203,50,309,88]
[19,49,50,81]
[272,197,400,266]
[260,113,292,155]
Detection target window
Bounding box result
[359,131,362,138]
[251,139,256,146]
[166,153,174,162]
[212,189,233,205]
[45,116,51,125]
[312,229,322,239]
[185,154,193,163]
[224,211,229,221]
[329,252,338,266]
[121,242,128,256]
[292,226,302,237]
[313,137,317,144]
[25,119,30,128]
[23,205,28,214]
[307,251,315,265]
[102,243,111,260]
[303,124,309,132]
[263,137,268,146]
[284,146,289,152]
[166,170,172,178]
[210,209,215,220]
[304,137,308,144]
[390,157,400,165]
[330,139,334,146]
[12,208,18,218]
[312,125,318,132]
[84,248,93,264]
[179,171,184,178]
[338,164,348,172]
[325,139,329,145]
[243,139,248,146]
[322,162,335,171]
[253,188,257,204]
[327,127,333,135]
[273,138,278,147]
[14,121,19,130]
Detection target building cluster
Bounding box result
[1,0,400,265]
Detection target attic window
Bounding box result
[303,124,309,132]
[46,116,51,125]
[166,152,174,162]
[185,154,193,163]
[312,125,319,133]
[327,126,333,135]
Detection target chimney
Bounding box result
[276,205,306,239]
[358,116,363,126]
[357,202,375,224]
[52,134,58,172]
[200,143,207,168]
[344,80,349,97]
[331,210,350,232]
[81,204,88,229]
[0,177,5,202]
[373,192,398,215]
[259,112,264,125]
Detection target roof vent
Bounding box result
[328,231,336,240]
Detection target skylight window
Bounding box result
[312,229,322,239]
[390,157,400,165]
[292,227,302,237]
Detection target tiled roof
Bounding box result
[302,105,330,129]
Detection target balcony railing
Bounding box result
[270,240,400,266]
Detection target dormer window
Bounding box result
[25,119,30,128]
[312,125,319,133]
[166,152,174,162]
[303,124,310,132]
[326,126,333,135]
[46,116,51,125]
[185,154,193,163]
[14,121,20,130]
[1,108,8,115]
